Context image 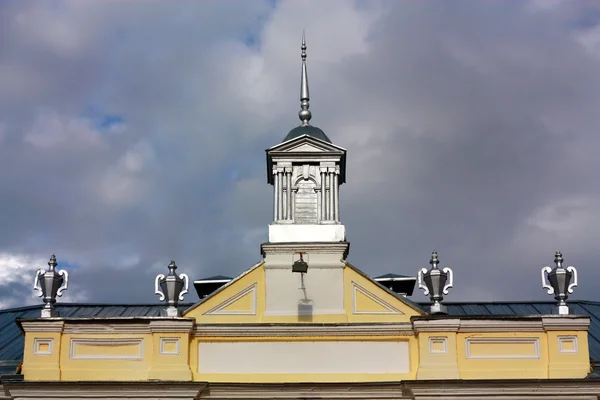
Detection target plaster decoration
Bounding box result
[192,323,414,337]
[198,341,410,374]
[33,338,53,355]
[203,284,257,315]
[69,338,143,360]
[465,338,540,359]
[159,338,180,355]
[428,337,448,354]
[558,336,579,353]
[352,282,402,315]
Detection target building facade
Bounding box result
[1,36,600,399]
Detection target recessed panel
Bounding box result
[198,341,410,374]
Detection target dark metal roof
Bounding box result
[1,301,600,373]
[283,125,331,143]
[375,273,414,280]
[197,275,232,281]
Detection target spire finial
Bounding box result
[299,31,312,127]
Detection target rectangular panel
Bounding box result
[466,338,539,359]
[198,341,410,374]
[70,338,143,360]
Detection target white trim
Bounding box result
[204,284,257,315]
[428,337,447,354]
[20,321,64,333]
[465,338,540,359]
[192,323,414,337]
[33,338,53,355]
[159,337,180,355]
[149,319,194,333]
[64,323,151,334]
[558,335,579,353]
[352,282,402,315]
[194,279,231,284]
[70,338,143,360]
[374,277,416,282]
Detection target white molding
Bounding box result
[192,323,414,337]
[69,338,143,360]
[33,338,53,355]
[204,284,257,315]
[413,319,461,333]
[465,337,540,359]
[261,242,349,255]
[458,319,544,332]
[64,323,151,334]
[159,337,180,355]
[542,316,590,331]
[428,337,447,354]
[20,320,64,332]
[352,282,402,315]
[413,316,591,334]
[558,335,579,353]
[149,319,194,333]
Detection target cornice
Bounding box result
[261,241,349,254]
[412,319,461,333]
[192,323,414,337]
[413,315,591,333]
[542,316,591,331]
[63,323,151,334]
[20,320,64,333]
[4,382,205,399]
[149,319,194,333]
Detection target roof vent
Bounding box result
[374,273,417,296]
[193,275,232,299]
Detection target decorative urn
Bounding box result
[33,254,69,318]
[542,251,578,315]
[418,251,454,315]
[155,260,189,317]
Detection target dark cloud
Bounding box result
[0,1,599,307]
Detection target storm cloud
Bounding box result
[1,0,600,307]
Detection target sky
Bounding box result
[1,0,600,308]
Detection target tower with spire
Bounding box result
[261,33,349,318]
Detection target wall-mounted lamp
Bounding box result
[292,252,308,274]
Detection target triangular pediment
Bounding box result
[344,263,424,322]
[183,262,265,323]
[267,134,346,154]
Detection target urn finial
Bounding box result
[418,251,454,314]
[155,260,189,317]
[33,254,69,318]
[542,251,578,315]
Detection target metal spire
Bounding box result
[299,31,312,126]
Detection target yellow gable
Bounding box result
[183,262,265,323]
[183,262,422,324]
[344,264,423,323]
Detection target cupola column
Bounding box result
[273,168,279,221]
[320,168,326,221]
[328,169,334,221]
[333,169,340,222]
[286,167,293,221]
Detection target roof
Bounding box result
[283,125,331,143]
[2,301,600,374]
[374,273,415,280]
[194,275,232,282]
